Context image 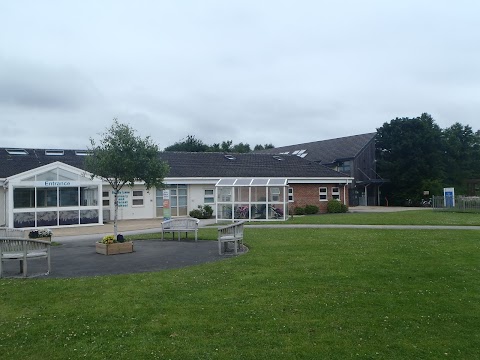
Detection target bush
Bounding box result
[304,205,319,214]
[327,199,348,213]
[189,205,213,219]
[294,207,305,215]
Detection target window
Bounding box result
[288,187,294,202]
[80,186,98,206]
[337,161,351,173]
[102,191,110,206]
[156,185,188,217]
[45,150,64,156]
[14,188,35,208]
[37,188,57,207]
[132,190,144,206]
[269,187,280,202]
[319,187,327,201]
[59,187,78,206]
[332,187,340,200]
[6,149,28,155]
[204,189,214,204]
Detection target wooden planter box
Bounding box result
[96,242,134,255]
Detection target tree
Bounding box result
[376,113,444,205]
[85,119,169,237]
[231,142,251,153]
[163,135,208,152]
[442,123,480,192]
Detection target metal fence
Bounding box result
[432,196,480,213]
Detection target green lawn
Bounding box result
[272,209,480,226]
[1,228,479,359]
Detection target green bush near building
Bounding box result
[327,199,348,213]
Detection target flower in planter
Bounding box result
[100,235,116,244]
[28,228,53,239]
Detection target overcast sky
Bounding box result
[1,1,479,150]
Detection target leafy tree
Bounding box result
[376,113,444,205]
[164,135,208,152]
[165,136,274,153]
[442,123,480,192]
[253,143,275,151]
[85,119,169,237]
[231,142,251,153]
[221,140,233,152]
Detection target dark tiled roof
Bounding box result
[257,133,376,164]
[0,149,87,178]
[0,148,349,179]
[159,152,348,178]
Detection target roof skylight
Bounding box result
[45,150,64,156]
[272,155,284,161]
[75,150,90,156]
[6,149,28,155]
[224,154,236,161]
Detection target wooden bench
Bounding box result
[0,237,51,278]
[161,217,200,241]
[218,221,245,255]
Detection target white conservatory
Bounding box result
[4,162,103,228]
[215,178,288,221]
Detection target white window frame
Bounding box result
[132,190,144,207]
[319,187,328,201]
[288,187,294,202]
[204,189,215,204]
[332,187,340,200]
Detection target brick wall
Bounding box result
[288,184,349,213]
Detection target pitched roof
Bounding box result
[257,133,376,164]
[0,148,350,179]
[160,152,348,178]
[0,148,87,178]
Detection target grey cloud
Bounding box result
[0,59,102,110]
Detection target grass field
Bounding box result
[272,209,480,226]
[1,224,479,359]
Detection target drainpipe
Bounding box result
[364,184,369,206]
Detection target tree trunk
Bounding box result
[113,190,118,238]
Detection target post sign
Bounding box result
[163,189,171,220]
[443,187,455,208]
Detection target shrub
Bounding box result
[327,199,348,213]
[304,205,319,214]
[189,205,213,219]
[294,207,305,215]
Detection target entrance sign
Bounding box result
[35,181,79,187]
[444,187,455,208]
[163,189,171,220]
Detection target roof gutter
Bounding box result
[287,177,353,184]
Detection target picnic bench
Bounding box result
[0,237,51,278]
[218,221,245,255]
[161,217,200,241]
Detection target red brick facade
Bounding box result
[288,183,349,214]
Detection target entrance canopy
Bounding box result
[215,178,288,222]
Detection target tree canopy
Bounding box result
[163,135,274,153]
[85,119,169,235]
[376,113,480,204]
